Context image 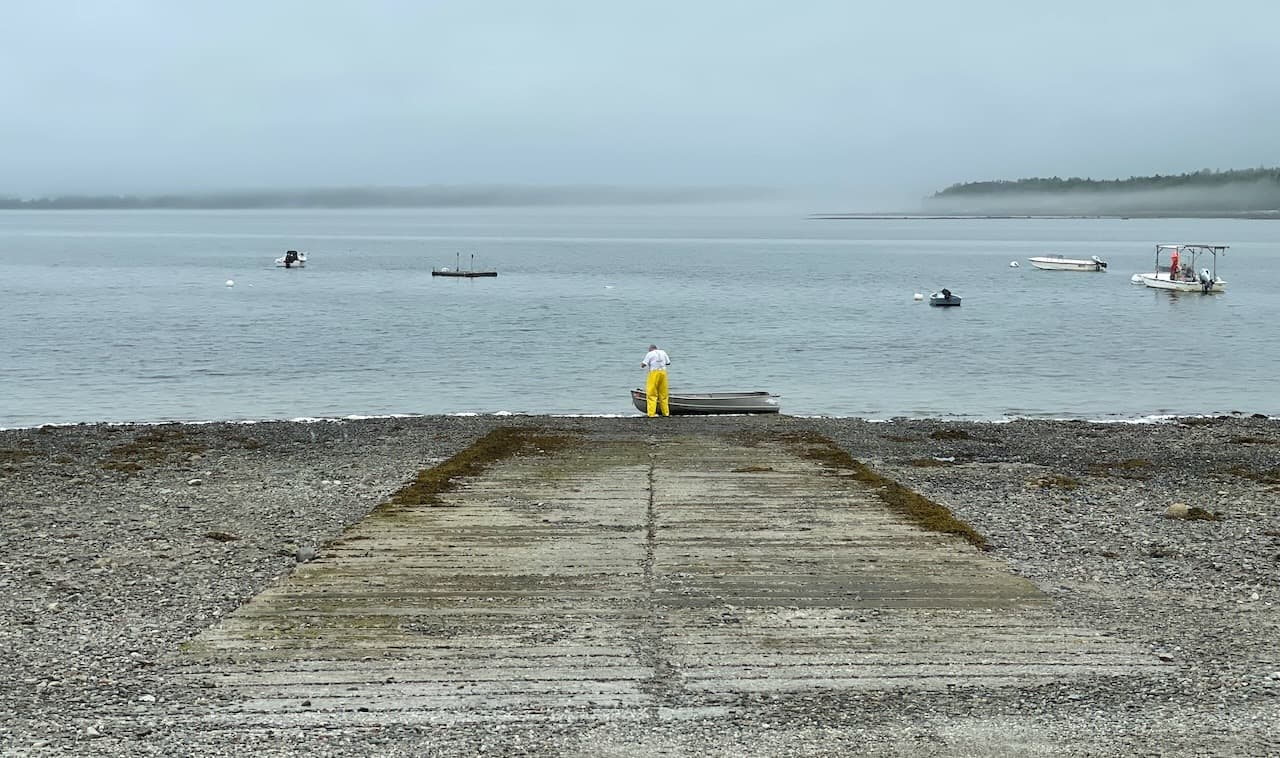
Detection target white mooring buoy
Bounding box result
[225,279,235,287]
[913,292,924,301]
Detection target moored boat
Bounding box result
[433,252,497,278]
[432,268,497,278]
[1134,244,1227,293]
[929,288,961,307]
[630,389,781,415]
[275,250,306,268]
[1028,254,1107,271]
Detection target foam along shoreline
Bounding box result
[2,414,1277,754]
[3,409,1273,433]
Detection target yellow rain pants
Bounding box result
[645,369,669,417]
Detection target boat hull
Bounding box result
[630,390,781,415]
[1135,272,1225,293]
[1027,257,1106,271]
[929,295,961,307]
[432,270,497,277]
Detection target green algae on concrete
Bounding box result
[778,431,989,550]
[382,427,578,508]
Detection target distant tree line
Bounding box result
[927,167,1280,215]
[0,185,766,210]
[934,167,1280,197]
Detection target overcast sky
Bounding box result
[2,0,1277,208]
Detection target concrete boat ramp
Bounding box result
[177,430,1165,739]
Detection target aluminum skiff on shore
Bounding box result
[630,390,781,415]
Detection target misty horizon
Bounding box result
[0,183,779,208]
[3,1,1279,211]
[8,170,1280,216]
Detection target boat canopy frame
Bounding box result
[1153,243,1227,279]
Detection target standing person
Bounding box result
[640,343,671,417]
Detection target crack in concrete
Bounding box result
[633,450,685,712]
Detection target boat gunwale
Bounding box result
[628,389,781,414]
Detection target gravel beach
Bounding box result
[1,414,1277,757]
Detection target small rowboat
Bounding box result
[630,389,781,415]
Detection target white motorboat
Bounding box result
[275,250,307,268]
[630,389,781,415]
[1133,244,1226,293]
[929,288,961,307]
[1027,254,1108,271]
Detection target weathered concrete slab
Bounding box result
[175,433,1166,727]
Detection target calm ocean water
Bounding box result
[2,208,1278,427]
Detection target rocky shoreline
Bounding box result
[1,415,1277,756]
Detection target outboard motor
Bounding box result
[1198,268,1213,293]
[1091,255,1107,270]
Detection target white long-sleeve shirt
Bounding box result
[641,349,670,371]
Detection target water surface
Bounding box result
[2,209,1276,426]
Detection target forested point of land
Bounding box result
[934,167,1280,197]
[927,167,1280,215]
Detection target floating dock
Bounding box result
[433,252,497,277]
[431,269,497,278]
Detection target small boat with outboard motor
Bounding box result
[1028,254,1107,272]
[1131,243,1226,293]
[275,250,307,268]
[929,288,961,307]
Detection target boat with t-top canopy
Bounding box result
[1131,244,1226,293]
